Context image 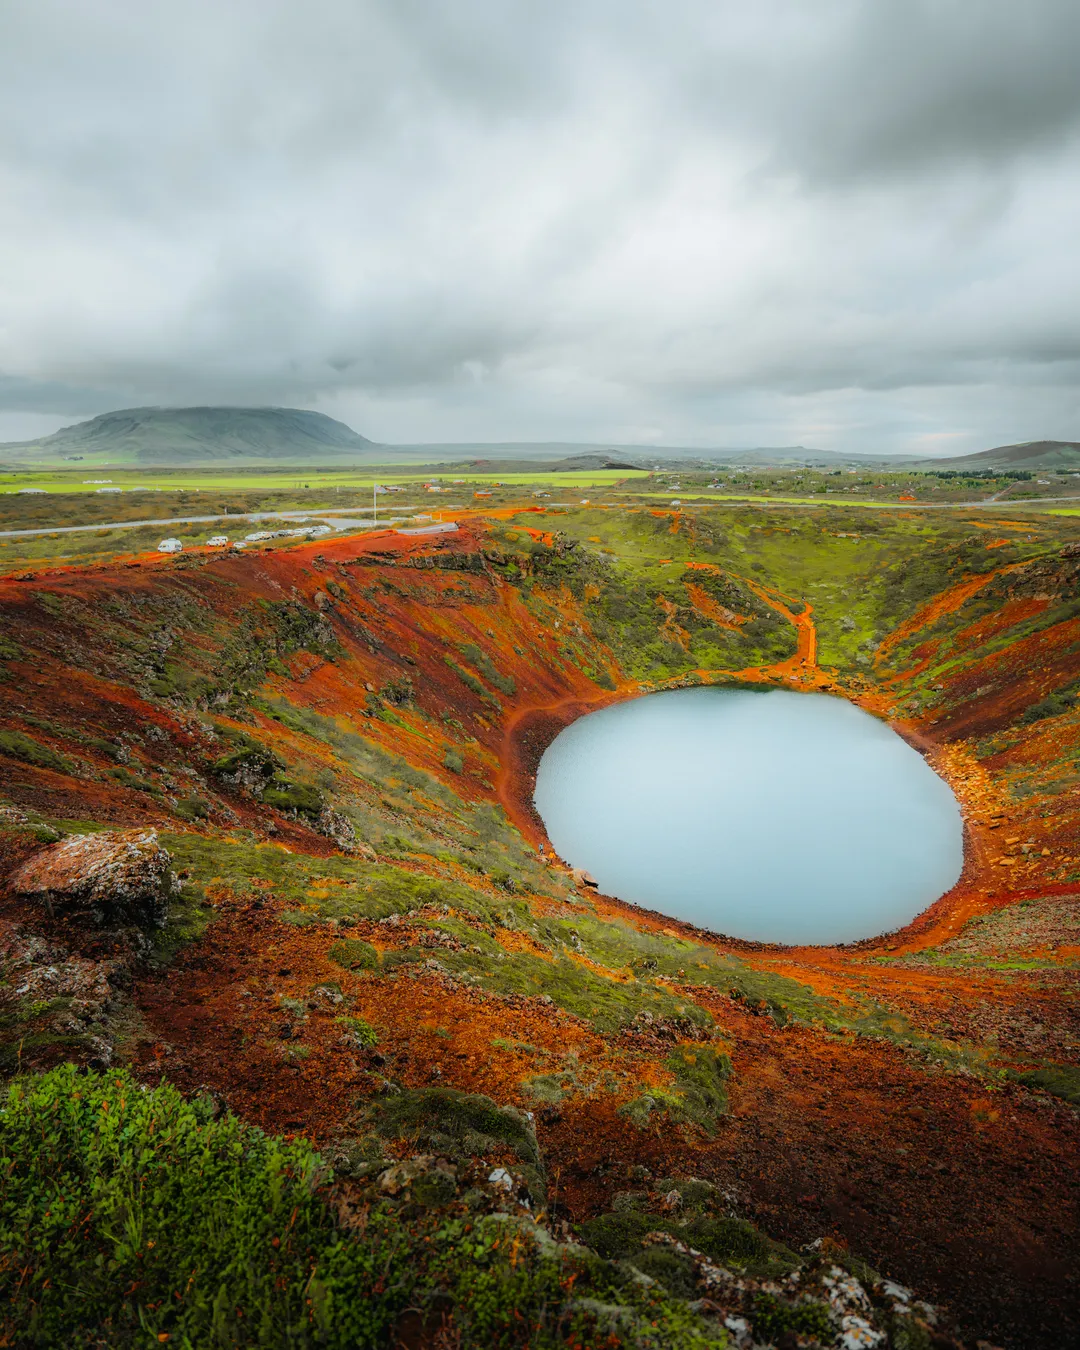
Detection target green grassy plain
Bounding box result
[0,467,649,495]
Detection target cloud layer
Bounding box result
[1,0,1078,453]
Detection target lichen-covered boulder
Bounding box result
[9,829,178,929]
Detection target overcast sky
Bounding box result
[2,1,1079,454]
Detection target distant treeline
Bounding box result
[919,469,1035,481]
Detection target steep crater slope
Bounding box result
[0,505,1078,1348]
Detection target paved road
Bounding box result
[2,492,1078,542]
[0,506,393,540]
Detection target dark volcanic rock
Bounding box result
[10,829,179,928]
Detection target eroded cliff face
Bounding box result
[1,511,1078,1348]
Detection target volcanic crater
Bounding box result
[1,503,1078,1348]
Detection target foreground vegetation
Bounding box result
[0,1066,727,1348]
[1,1065,960,1349]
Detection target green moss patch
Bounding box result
[0,730,74,775]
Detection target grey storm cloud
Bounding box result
[0,0,1078,454]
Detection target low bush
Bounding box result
[0,730,73,775]
[260,779,325,818]
[0,1066,725,1349]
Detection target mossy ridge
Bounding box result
[0,728,76,776]
[1006,1062,1080,1106]
[253,696,559,896]
[12,820,986,1082]
[0,1065,729,1349]
[159,832,519,925]
[577,1180,797,1280]
[621,1046,732,1135]
[457,641,518,696]
[158,832,940,1059]
[884,549,1078,675]
[356,1083,543,1174]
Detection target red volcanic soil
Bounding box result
[1,525,1079,1347]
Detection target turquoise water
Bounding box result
[533,687,963,945]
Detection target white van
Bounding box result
[206,535,229,547]
[158,538,183,554]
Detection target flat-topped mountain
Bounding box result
[4,405,377,465]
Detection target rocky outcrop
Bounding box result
[315,805,371,854]
[9,829,179,929]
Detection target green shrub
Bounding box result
[458,644,517,696]
[1010,1064,1080,1105]
[1018,681,1080,725]
[443,749,465,773]
[107,765,159,794]
[665,1045,731,1128]
[0,1065,357,1346]
[174,794,210,821]
[0,730,73,775]
[358,1086,542,1171]
[260,779,325,818]
[0,1066,724,1348]
[337,1015,379,1049]
[752,1292,833,1344]
[444,656,489,699]
[328,937,380,971]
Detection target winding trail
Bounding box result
[682,561,820,677]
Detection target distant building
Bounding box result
[16,488,47,494]
[158,538,183,553]
[96,487,122,493]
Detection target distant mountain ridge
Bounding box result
[2,406,376,465]
[0,411,889,468]
[910,439,1080,471]
[1,404,1074,470]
